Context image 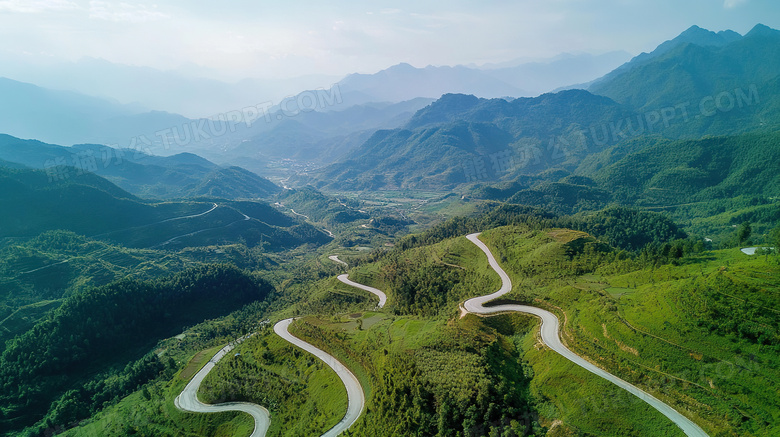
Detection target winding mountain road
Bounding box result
[463,233,709,437]
[330,255,387,309]
[328,255,349,267]
[274,318,365,437]
[91,202,219,239]
[176,232,704,436]
[337,274,387,308]
[153,209,250,248]
[175,316,368,437]
[175,340,271,437]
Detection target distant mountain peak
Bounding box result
[588,24,744,91]
[676,25,740,42]
[680,24,705,34]
[745,23,780,38]
[661,24,742,51]
[336,62,525,104]
[386,62,416,72]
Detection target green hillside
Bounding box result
[186,166,281,199]
[0,135,281,200]
[585,132,780,204]
[55,206,780,436]
[460,130,780,243]
[590,24,780,137]
[3,21,780,437]
[0,265,272,435]
[303,90,634,190]
[0,166,327,249]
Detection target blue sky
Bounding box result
[0,0,778,81]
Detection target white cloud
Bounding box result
[0,0,77,13]
[724,0,748,8]
[89,1,168,23]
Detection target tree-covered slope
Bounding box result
[0,166,328,250]
[0,264,272,434]
[582,131,780,206]
[304,90,634,190]
[0,135,281,200]
[590,24,780,136]
[186,166,281,199]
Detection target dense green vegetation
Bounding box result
[478,226,779,436]
[307,90,634,191]
[0,229,282,345]
[0,264,271,435]
[187,166,281,199]
[15,199,775,437]
[295,314,543,437]
[458,130,780,244]
[584,132,780,206]
[199,325,348,436]
[0,135,281,200]
[590,24,780,137]
[4,159,774,437]
[303,25,780,194]
[56,297,283,437]
[276,186,368,227]
[0,166,329,251]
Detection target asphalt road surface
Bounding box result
[175,341,271,437]
[274,318,365,437]
[336,274,387,308]
[328,254,349,267]
[330,255,387,308]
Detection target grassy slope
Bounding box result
[60,227,779,436]
[480,226,779,436]
[199,327,347,437]
[260,233,694,435]
[63,344,252,437]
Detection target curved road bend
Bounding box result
[158,202,219,223]
[336,275,387,309]
[175,341,271,437]
[328,255,349,267]
[154,210,251,248]
[330,256,387,309]
[91,203,220,239]
[463,232,709,437]
[274,318,365,437]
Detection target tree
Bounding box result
[737,221,752,244]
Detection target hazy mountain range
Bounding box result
[479,51,631,96]
[0,50,631,160]
[0,54,341,118]
[0,134,280,200]
[1,23,779,195]
[296,23,780,191]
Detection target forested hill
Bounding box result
[294,25,780,193]
[581,131,780,205]
[0,135,282,200]
[404,90,626,130]
[589,24,780,136]
[588,24,742,92]
[0,264,272,434]
[186,165,282,199]
[463,130,780,241]
[302,90,633,190]
[0,166,329,249]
